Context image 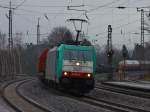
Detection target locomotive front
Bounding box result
[59,45,96,93]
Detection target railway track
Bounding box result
[83,95,150,112]
[35,80,149,112]
[45,88,131,112]
[56,90,146,112]
[3,77,149,112]
[80,96,133,112]
[2,78,53,112]
[91,83,150,112]
[96,83,150,99]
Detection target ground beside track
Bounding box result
[0,96,15,112]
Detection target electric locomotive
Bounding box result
[38,44,96,93]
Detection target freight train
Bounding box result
[38,44,96,93]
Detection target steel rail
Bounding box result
[2,78,53,112]
[84,95,149,112]
[97,83,150,99]
[54,90,135,112]
[93,84,150,112]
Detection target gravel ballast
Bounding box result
[19,79,111,112]
[89,86,150,111]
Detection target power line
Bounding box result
[87,0,120,13]
[0,4,148,15]
[13,12,140,16]
[14,0,27,10]
[90,13,138,31]
[0,3,149,9]
[95,19,139,36]
[0,4,107,8]
[4,33,48,36]
[75,0,123,21]
[75,0,143,19]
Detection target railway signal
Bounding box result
[107,25,113,65]
[107,25,114,80]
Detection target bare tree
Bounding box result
[48,26,74,47]
[0,32,7,49]
[14,32,23,47]
[122,44,130,59]
[132,44,144,60]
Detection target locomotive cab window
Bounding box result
[64,49,92,61]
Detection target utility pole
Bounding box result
[7,0,26,49]
[37,18,40,45]
[5,0,26,78]
[8,1,13,49]
[107,25,114,80]
[7,1,14,78]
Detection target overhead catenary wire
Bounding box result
[13,2,148,42]
[91,0,147,37]
[76,0,123,20]
[0,1,148,39]
[75,0,143,19]
[67,0,86,12]
[90,13,138,33]
[0,4,148,16]
[87,0,121,13]
[95,19,140,37]
[14,0,27,10]
[0,0,148,9]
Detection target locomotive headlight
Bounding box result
[76,62,80,66]
[87,74,91,77]
[64,72,68,76]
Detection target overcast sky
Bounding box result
[0,0,150,49]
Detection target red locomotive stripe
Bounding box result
[62,71,92,79]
